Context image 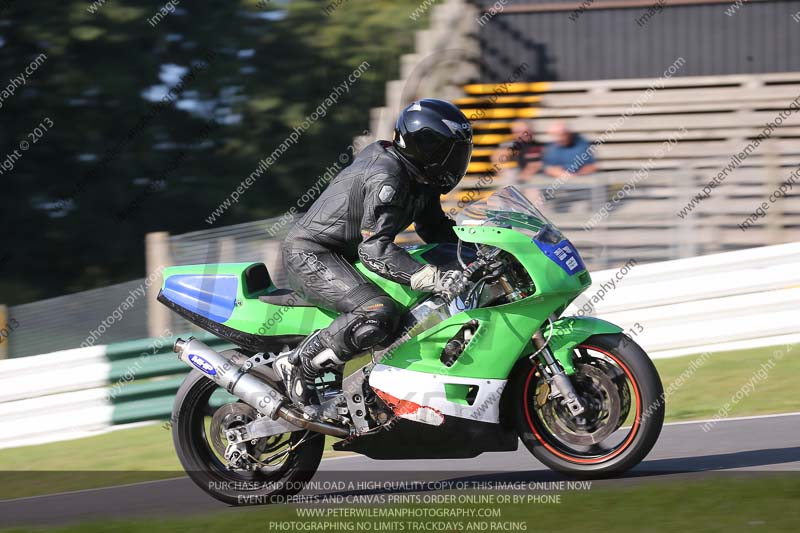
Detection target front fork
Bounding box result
[531,330,586,416]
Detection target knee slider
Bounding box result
[349,320,387,351]
[347,296,397,351]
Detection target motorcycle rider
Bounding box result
[274,98,474,408]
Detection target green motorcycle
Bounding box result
[159,186,664,505]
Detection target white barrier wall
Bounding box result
[0,243,798,449]
[0,345,110,403]
[0,345,115,449]
[566,242,800,358]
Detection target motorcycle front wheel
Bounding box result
[171,363,324,506]
[511,333,664,477]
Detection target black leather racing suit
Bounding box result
[282,140,458,359]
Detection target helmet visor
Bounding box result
[425,140,473,192]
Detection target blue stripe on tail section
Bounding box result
[161,274,238,323]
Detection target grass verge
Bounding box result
[651,343,797,420]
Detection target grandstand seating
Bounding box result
[423,72,800,268]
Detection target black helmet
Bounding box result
[393,98,473,193]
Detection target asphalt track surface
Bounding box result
[1,412,798,528]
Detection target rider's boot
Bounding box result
[273,330,344,408]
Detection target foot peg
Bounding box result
[274,331,329,408]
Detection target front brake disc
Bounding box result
[540,364,621,447]
[590,358,631,431]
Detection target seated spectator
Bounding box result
[542,122,597,178]
[491,120,543,185]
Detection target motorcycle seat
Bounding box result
[259,288,317,308]
[243,263,315,308]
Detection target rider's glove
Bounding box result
[410,265,467,300]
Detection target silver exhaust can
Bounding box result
[174,337,284,419]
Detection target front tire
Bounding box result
[511,333,664,477]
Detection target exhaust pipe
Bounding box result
[174,338,349,437]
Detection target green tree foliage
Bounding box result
[0,0,428,304]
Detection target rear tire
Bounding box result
[172,366,324,505]
[511,333,664,477]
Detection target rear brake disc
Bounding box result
[209,403,259,458]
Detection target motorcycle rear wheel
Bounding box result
[512,333,664,477]
[171,364,324,506]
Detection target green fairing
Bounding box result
[379,226,593,379]
[545,316,624,374]
[381,306,545,379]
[454,226,589,300]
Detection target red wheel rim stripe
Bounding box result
[523,344,642,465]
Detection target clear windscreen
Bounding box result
[455,186,558,234]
